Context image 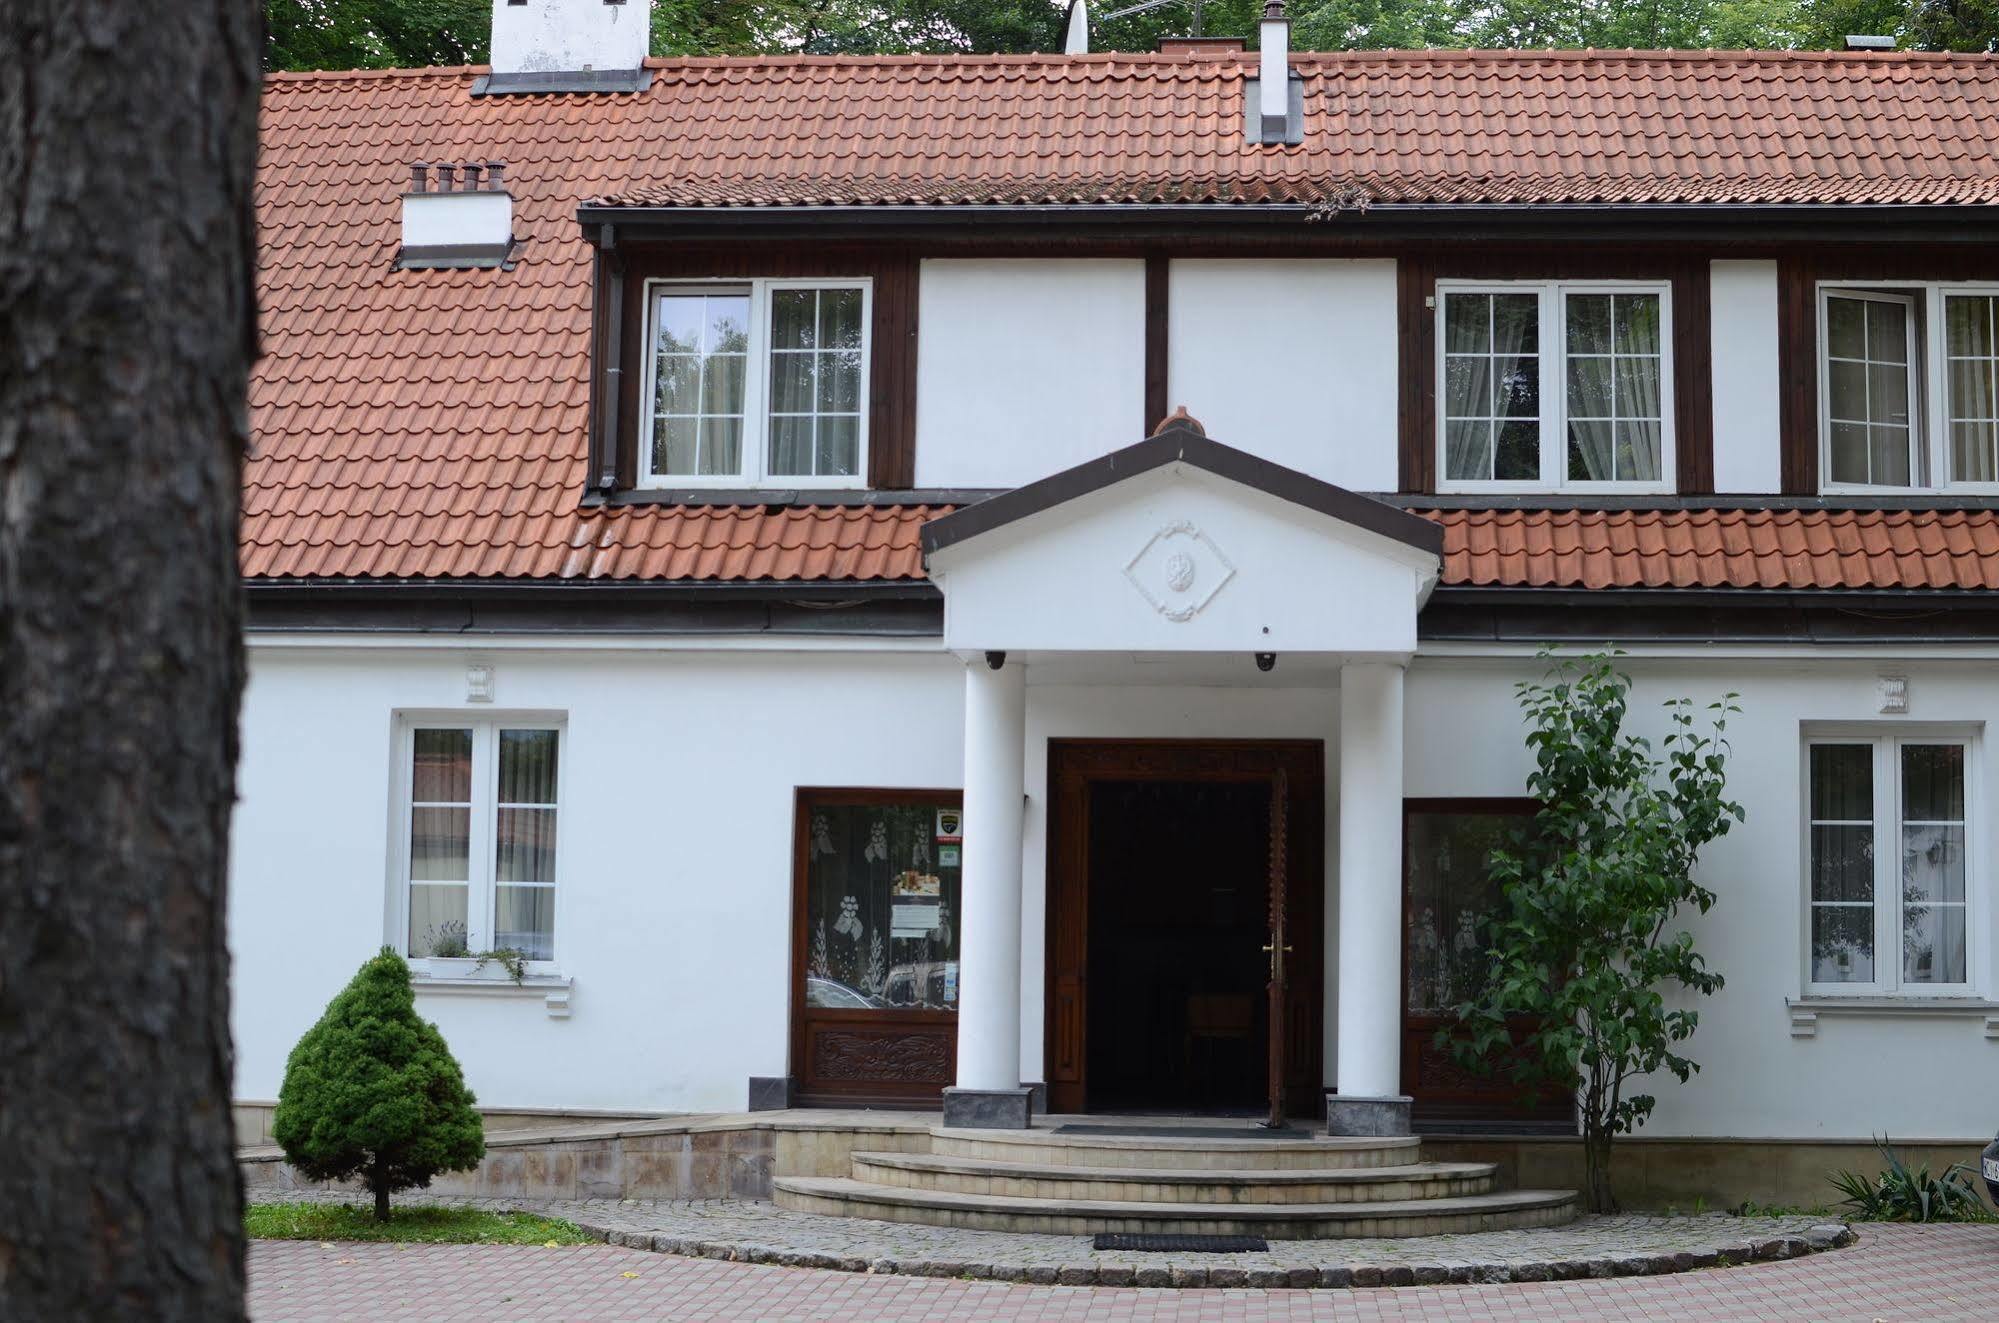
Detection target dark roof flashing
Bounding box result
[471,68,654,96]
[921,421,1444,560]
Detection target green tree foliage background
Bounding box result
[264,0,1996,70]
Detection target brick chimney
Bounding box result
[478,0,652,95]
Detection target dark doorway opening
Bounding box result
[1085,779,1272,1113]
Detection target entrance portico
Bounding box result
[921,418,1443,1133]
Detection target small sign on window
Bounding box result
[935,808,963,844]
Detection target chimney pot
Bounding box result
[411,163,430,193]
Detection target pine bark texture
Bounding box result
[0,2,259,1319]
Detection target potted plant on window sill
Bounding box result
[423,924,479,978]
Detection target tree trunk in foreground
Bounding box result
[373,1176,392,1224]
[1583,1122,1618,1214]
[0,2,259,1319]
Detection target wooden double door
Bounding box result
[1045,740,1324,1120]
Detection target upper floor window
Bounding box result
[1806,733,1974,996]
[400,718,562,967]
[640,278,870,488]
[1437,281,1674,493]
[1819,283,1999,491]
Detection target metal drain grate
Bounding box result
[1092,1233,1270,1253]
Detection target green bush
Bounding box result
[272,948,485,1221]
[1829,1137,1993,1223]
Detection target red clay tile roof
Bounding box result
[247,50,1999,591]
[1428,508,1999,592]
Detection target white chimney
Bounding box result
[1247,1,1299,145]
[400,162,514,270]
[480,0,652,94]
[1064,1,1089,55]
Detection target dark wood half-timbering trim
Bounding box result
[1144,255,1170,435]
[612,247,919,492]
[1396,254,1713,496]
[1776,247,1999,495]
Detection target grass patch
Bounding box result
[246,1202,596,1245]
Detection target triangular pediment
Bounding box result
[922,423,1441,657]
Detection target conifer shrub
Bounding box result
[273,948,485,1221]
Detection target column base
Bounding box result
[1325,1092,1413,1137]
[746,1076,795,1111]
[942,1086,1034,1130]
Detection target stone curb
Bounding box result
[571,1219,1857,1289]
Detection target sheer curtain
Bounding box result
[1566,293,1660,482]
[1947,294,1998,483]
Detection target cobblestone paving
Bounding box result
[255,1190,1849,1287]
[247,1222,1999,1321]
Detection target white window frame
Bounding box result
[391,714,566,975]
[635,276,872,491]
[1801,728,1980,999]
[1816,280,1999,495]
[1434,279,1677,495]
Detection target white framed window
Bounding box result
[638,277,871,488]
[1804,732,1977,997]
[1817,282,1999,492]
[396,718,563,967]
[1436,281,1675,493]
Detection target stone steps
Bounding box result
[773,1176,1580,1238]
[850,1151,1501,1204]
[928,1127,1423,1171]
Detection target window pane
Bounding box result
[1812,906,1874,984]
[1948,360,1996,422]
[769,417,813,475]
[1444,294,1490,353]
[410,807,470,881]
[1826,361,1868,422]
[496,807,557,884]
[1867,299,1908,363]
[495,886,554,961]
[499,729,558,805]
[653,355,701,415]
[1444,419,1491,481]
[700,352,745,417]
[802,800,963,1011]
[409,883,469,957]
[1902,744,1965,822]
[1493,295,1538,353]
[653,416,698,475]
[1567,356,1612,417]
[1903,903,1966,984]
[1495,421,1539,480]
[769,351,814,414]
[819,287,863,349]
[653,297,704,354]
[1615,357,1662,418]
[1404,809,1529,1012]
[1567,294,1612,354]
[412,728,472,802]
[1828,422,1869,484]
[1953,421,1998,484]
[1810,824,1874,903]
[771,289,816,349]
[1826,296,1866,359]
[1870,426,1911,486]
[699,417,741,475]
[1613,294,1661,354]
[1444,356,1490,418]
[1811,744,1873,819]
[1496,356,1538,417]
[816,416,860,476]
[1946,294,1994,357]
[1617,419,1661,482]
[818,349,862,413]
[1868,363,1910,425]
[1903,824,1965,905]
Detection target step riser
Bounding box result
[850,1161,1496,1205]
[928,1136,1423,1171]
[774,1188,1578,1239]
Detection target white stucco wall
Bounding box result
[914,259,1146,489]
[229,640,963,1113]
[1709,260,1784,494]
[1408,651,1999,1140]
[1167,259,1400,491]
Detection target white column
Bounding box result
[1336,661,1405,1100]
[955,656,1027,1094]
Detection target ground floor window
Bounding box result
[398,719,561,964]
[791,789,962,1105]
[1807,733,1974,995]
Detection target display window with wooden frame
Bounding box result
[789,787,963,1106]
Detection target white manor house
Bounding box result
[232,0,1999,1214]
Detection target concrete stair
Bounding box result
[772,1122,1580,1238]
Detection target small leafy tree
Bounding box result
[273,949,485,1221]
[1451,651,1743,1213]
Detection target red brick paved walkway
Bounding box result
[249,1223,1999,1322]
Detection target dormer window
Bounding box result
[639,278,871,487]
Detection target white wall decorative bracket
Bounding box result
[1788,1007,1818,1038]
[466,663,495,703]
[1877,675,1908,715]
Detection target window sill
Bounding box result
[1787,996,1999,1038]
[414,972,573,1018]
